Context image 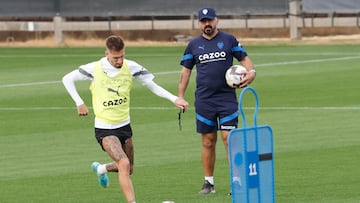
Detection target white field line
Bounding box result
[0,52,357,58]
[256,55,360,67]
[1,54,360,89]
[0,81,60,88]
[0,106,359,111]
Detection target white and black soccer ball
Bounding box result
[225,65,246,88]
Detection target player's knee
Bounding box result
[115,158,131,174]
[202,139,216,149]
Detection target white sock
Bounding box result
[205,176,214,185]
[97,164,108,175]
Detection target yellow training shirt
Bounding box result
[90,60,132,124]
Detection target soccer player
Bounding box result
[177,7,256,194]
[62,35,188,203]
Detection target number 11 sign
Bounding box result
[228,86,275,203]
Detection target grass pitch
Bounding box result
[0,44,359,203]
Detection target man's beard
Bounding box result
[203,25,215,36]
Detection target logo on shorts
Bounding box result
[220,125,236,130]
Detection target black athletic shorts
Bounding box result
[95,124,133,151]
[195,98,238,133]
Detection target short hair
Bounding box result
[105,35,125,52]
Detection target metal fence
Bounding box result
[0,0,289,17]
[302,0,360,13]
[1,0,359,18]
[0,0,359,43]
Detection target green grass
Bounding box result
[0,44,359,203]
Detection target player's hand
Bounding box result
[77,104,89,116]
[239,70,256,88]
[175,97,189,112]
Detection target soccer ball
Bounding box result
[225,65,246,88]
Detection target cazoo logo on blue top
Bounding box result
[198,51,226,63]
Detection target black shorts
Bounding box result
[95,124,133,151]
[195,98,238,133]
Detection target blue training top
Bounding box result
[180,30,248,101]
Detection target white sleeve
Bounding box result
[62,68,92,106]
[142,80,178,103]
[127,59,178,103]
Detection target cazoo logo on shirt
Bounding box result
[198,51,226,63]
[103,97,127,107]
